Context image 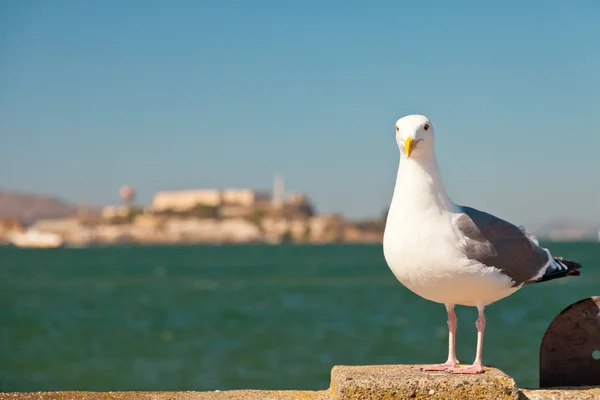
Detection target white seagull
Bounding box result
[383,114,582,374]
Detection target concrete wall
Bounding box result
[152,189,271,211]
[152,189,223,211]
[222,189,270,207]
[2,365,598,400]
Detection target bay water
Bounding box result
[1,243,598,391]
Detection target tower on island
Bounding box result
[120,185,136,209]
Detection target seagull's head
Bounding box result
[395,114,435,159]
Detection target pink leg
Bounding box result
[447,305,485,374]
[414,305,459,371]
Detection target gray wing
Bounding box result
[454,206,549,286]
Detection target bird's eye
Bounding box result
[424,123,430,131]
[395,126,399,133]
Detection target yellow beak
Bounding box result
[405,137,415,158]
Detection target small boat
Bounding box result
[8,229,63,248]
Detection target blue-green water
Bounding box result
[0,243,598,391]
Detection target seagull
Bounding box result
[383,114,582,374]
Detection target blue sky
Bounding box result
[1,0,599,229]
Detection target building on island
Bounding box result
[149,174,310,217]
[151,188,271,212]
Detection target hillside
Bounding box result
[0,189,81,226]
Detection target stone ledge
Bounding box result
[1,365,599,400]
[519,387,600,400]
[0,390,329,400]
[330,365,519,400]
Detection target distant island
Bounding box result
[0,179,598,246]
[0,179,385,246]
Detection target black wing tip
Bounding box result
[556,257,583,272]
[531,257,582,284]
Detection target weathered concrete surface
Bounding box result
[520,387,600,400]
[330,364,520,399]
[0,390,329,400]
[3,388,600,400]
[2,366,600,400]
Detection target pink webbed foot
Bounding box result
[446,363,484,374]
[413,361,457,372]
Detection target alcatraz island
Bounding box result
[0,175,385,246]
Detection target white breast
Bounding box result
[384,207,459,291]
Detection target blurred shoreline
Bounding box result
[0,208,385,247]
[1,185,598,247]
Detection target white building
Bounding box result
[151,188,271,212]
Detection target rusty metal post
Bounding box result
[539,296,600,388]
